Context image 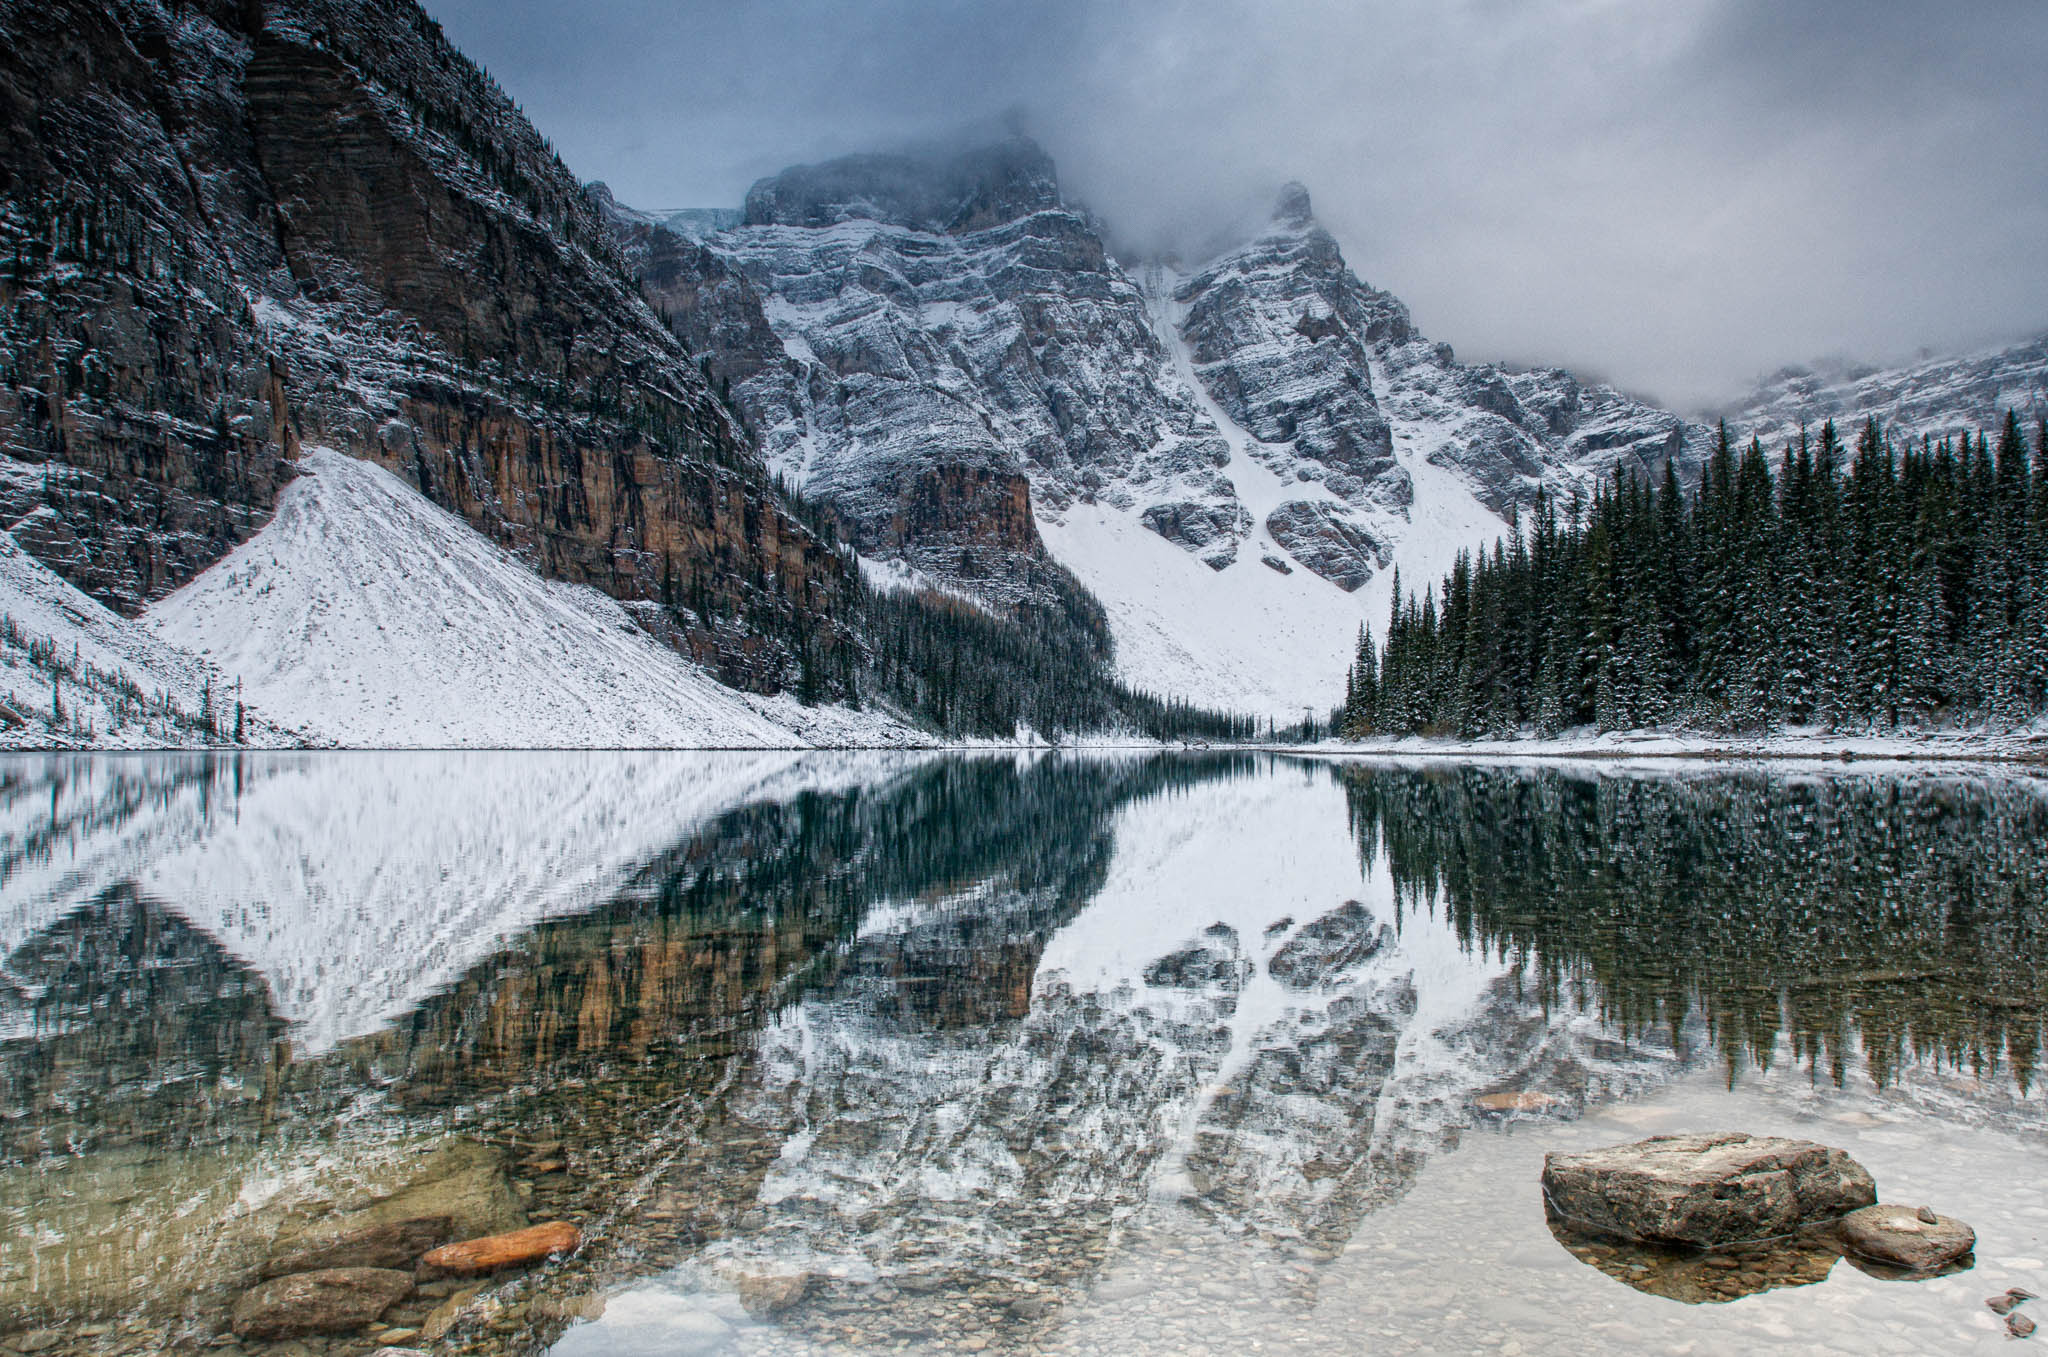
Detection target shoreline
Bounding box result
[4,732,2047,764]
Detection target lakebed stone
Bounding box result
[1541,1132,1876,1248]
[230,1267,414,1339]
[422,1221,582,1274]
[1545,1214,1841,1304]
[733,1270,813,1318]
[1836,1204,1976,1271]
[262,1216,453,1277]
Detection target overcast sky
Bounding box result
[423,0,2048,409]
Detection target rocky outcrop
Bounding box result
[1540,1133,1877,1248]
[1176,185,1404,506]
[0,0,855,694]
[1173,183,1707,531]
[1261,501,1387,593]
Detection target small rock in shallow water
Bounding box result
[733,1271,812,1318]
[231,1268,414,1339]
[1836,1204,1975,1272]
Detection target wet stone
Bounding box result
[1541,1133,1876,1248]
[264,1218,454,1277]
[231,1269,415,1340]
[1836,1204,1976,1272]
[421,1221,581,1274]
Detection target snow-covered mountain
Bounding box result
[1712,331,2048,451]
[619,141,1709,719]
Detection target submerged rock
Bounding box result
[421,1220,581,1274]
[1540,1133,1876,1247]
[262,1216,453,1277]
[1545,1214,1841,1304]
[230,1267,413,1339]
[734,1270,814,1317]
[1836,1204,1976,1272]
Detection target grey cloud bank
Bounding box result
[423,0,2048,409]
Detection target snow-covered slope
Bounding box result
[1714,331,2048,451]
[0,523,296,750]
[144,449,921,750]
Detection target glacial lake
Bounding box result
[2,751,2045,1356]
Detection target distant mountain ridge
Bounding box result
[1712,332,2048,450]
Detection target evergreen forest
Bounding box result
[1341,413,2048,738]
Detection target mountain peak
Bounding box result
[1272,181,1315,229]
[742,136,1061,234]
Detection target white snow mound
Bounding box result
[145,448,918,749]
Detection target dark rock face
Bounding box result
[1262,502,1388,593]
[1174,184,1707,537]
[0,0,854,693]
[1541,1133,1877,1248]
[1836,1204,1976,1272]
[230,1267,413,1339]
[1141,500,1251,569]
[1177,192,1404,498]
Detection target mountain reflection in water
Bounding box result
[0,753,2042,1355]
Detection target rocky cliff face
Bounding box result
[1712,332,2048,451]
[620,136,1232,611]
[0,0,852,693]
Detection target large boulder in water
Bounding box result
[1541,1132,1876,1248]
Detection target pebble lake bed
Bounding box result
[2,751,2044,1355]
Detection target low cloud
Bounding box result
[426,0,2048,408]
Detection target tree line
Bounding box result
[1342,412,2048,738]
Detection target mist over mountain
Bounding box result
[422,0,2048,410]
